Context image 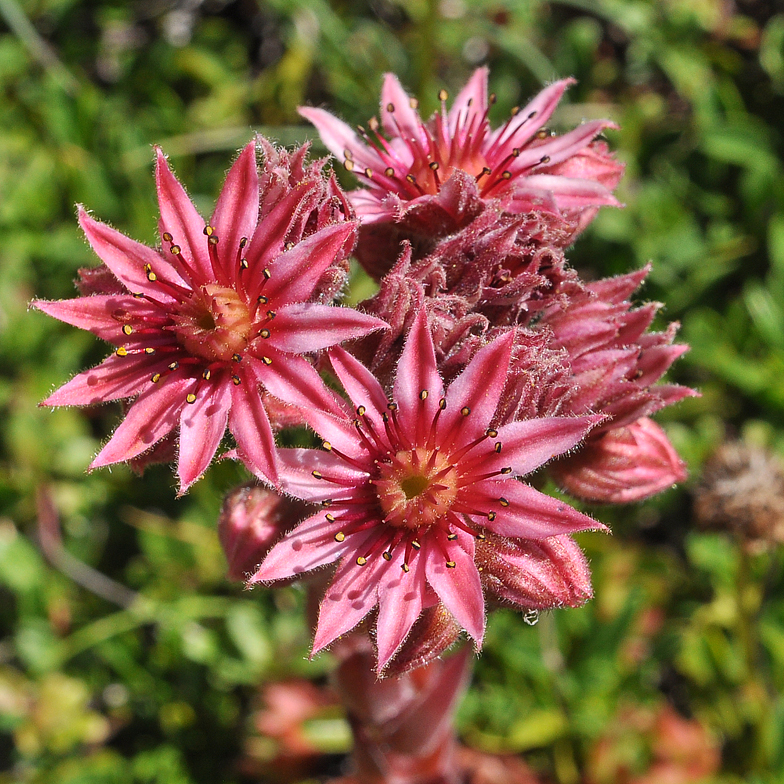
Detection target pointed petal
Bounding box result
[488,78,574,151]
[248,511,369,582]
[376,546,427,671]
[380,73,422,142]
[329,345,390,422]
[155,147,211,282]
[210,141,259,277]
[31,295,158,343]
[265,303,387,354]
[486,415,604,476]
[90,376,192,468]
[510,120,617,174]
[474,479,606,539]
[393,309,444,441]
[177,375,231,492]
[448,67,489,132]
[228,367,279,486]
[251,353,347,419]
[441,332,514,447]
[424,531,485,644]
[278,447,368,503]
[520,174,621,208]
[78,209,183,299]
[43,353,172,407]
[298,106,379,171]
[262,223,357,306]
[312,555,383,654]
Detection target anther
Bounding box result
[312,470,323,479]
[116,347,128,357]
[477,533,486,541]
[487,511,496,521]
[539,155,550,165]
[266,310,276,319]
[419,390,428,400]
[495,442,502,453]
[122,324,133,336]
[447,533,458,541]
[382,551,392,561]
[323,441,333,451]
[168,361,179,371]
[257,295,268,304]
[499,497,509,507]
[151,373,161,383]
[263,268,271,279]
[232,375,240,385]
[144,347,155,354]
[438,88,448,101]
[409,97,418,109]
[446,561,456,568]
[357,406,366,416]
[208,235,219,246]
[204,225,214,236]
[510,106,520,116]
[461,406,470,416]
[356,556,367,566]
[501,170,512,180]
[170,245,181,255]
[489,93,497,104]
[260,329,270,339]
[512,148,520,157]
[364,168,373,178]
[262,356,272,365]
[344,159,355,172]
[486,428,498,438]
[411,541,421,550]
[501,467,512,474]
[162,232,173,242]
[239,237,248,248]
[144,264,157,282]
[439,398,446,410]
[240,258,249,269]
[401,563,410,573]
[406,174,417,184]
[202,369,211,381]
[325,513,335,522]
[384,166,394,177]
[429,161,439,171]
[344,148,353,161]
[232,353,242,362]
[186,393,197,404]
[334,531,345,542]
[535,129,549,140]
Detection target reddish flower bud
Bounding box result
[552,417,687,504]
[218,483,310,581]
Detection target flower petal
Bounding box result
[78,209,182,299]
[312,555,384,654]
[278,447,368,503]
[298,107,379,171]
[520,174,621,209]
[441,331,514,448]
[228,367,279,486]
[380,73,422,146]
[155,147,211,282]
[329,345,390,423]
[266,303,387,354]
[447,67,488,133]
[424,530,485,644]
[43,353,172,407]
[473,479,606,539]
[262,223,357,307]
[90,375,192,468]
[393,309,444,441]
[248,511,369,582]
[376,545,427,671]
[177,374,231,493]
[210,141,260,279]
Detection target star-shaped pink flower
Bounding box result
[249,310,605,672]
[300,68,623,230]
[33,139,387,491]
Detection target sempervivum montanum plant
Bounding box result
[249,310,605,674]
[33,138,387,491]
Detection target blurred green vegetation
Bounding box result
[2,0,784,782]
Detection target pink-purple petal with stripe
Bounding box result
[265,303,387,354]
[277,447,369,503]
[177,374,231,493]
[424,530,484,645]
[329,346,390,423]
[447,67,488,132]
[90,376,192,468]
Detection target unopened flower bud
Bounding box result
[218,483,310,581]
[552,417,686,503]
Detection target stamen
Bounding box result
[186,392,197,404]
[334,531,345,542]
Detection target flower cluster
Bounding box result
[35,70,692,674]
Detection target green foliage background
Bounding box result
[1,0,784,781]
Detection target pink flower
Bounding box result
[33,139,387,491]
[300,68,622,241]
[249,310,605,672]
